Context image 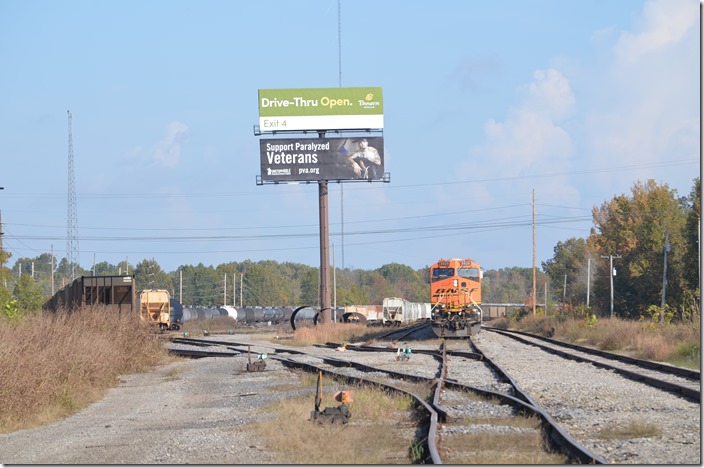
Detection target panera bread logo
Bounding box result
[358,93,381,110]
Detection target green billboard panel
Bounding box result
[258,87,383,131]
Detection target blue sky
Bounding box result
[0,0,699,274]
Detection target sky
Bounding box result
[0,0,700,275]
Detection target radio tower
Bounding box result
[67,110,79,281]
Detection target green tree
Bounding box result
[376,263,426,302]
[242,261,292,306]
[0,247,11,286]
[94,261,119,276]
[299,267,319,306]
[0,284,12,315]
[134,258,173,291]
[589,179,687,318]
[175,264,221,306]
[482,267,540,304]
[683,179,700,291]
[12,275,46,314]
[542,237,594,307]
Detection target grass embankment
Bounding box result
[490,315,701,370]
[0,307,177,433]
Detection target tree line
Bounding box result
[0,178,699,323]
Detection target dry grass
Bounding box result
[253,371,419,464]
[179,316,237,335]
[0,307,177,433]
[286,322,371,346]
[595,418,662,440]
[441,413,567,464]
[442,431,568,465]
[507,316,700,369]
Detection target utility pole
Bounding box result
[660,230,670,325]
[240,273,243,308]
[562,273,567,314]
[51,244,55,295]
[544,281,547,311]
[532,189,536,316]
[587,257,591,308]
[601,254,621,318]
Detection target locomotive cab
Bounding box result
[430,258,483,337]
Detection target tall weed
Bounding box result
[0,307,176,432]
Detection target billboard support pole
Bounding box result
[318,131,332,324]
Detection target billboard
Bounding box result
[258,87,383,131]
[260,136,384,182]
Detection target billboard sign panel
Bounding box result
[258,87,383,131]
[260,136,384,182]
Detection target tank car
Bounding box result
[429,258,483,337]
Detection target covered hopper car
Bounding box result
[138,289,180,331]
[382,297,432,326]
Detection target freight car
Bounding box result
[44,275,137,316]
[138,289,180,331]
[382,297,432,326]
[176,304,321,329]
[341,305,383,325]
[429,258,483,337]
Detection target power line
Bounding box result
[3,158,695,201]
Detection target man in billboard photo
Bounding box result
[348,138,382,179]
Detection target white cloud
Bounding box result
[584,0,698,192]
[470,68,575,174]
[153,122,188,167]
[519,69,576,121]
[613,0,698,64]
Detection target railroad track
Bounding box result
[170,336,604,463]
[368,321,433,342]
[482,326,700,402]
[472,328,701,464]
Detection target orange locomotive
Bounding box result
[430,258,483,337]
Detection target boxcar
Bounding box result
[44,275,137,316]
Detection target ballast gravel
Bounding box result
[470,331,700,465]
[0,330,700,465]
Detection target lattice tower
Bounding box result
[67,110,79,281]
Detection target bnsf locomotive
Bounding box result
[430,258,483,337]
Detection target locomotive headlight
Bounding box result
[453,279,458,288]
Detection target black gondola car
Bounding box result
[44,275,137,316]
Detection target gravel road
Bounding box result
[0,336,295,464]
